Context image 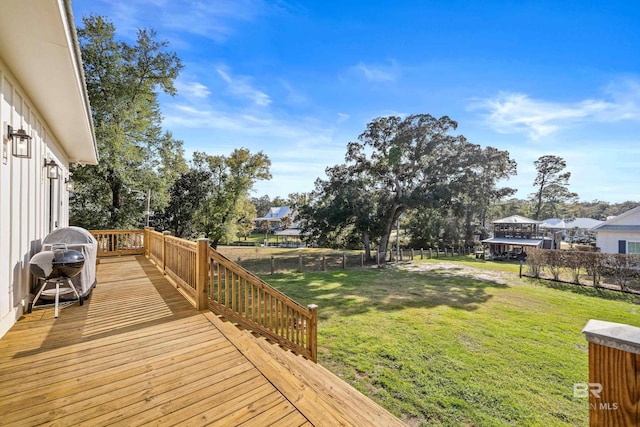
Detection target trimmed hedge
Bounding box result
[526,248,640,291]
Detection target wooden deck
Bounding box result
[0,256,404,426]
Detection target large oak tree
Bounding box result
[301,114,516,260]
[71,15,186,229]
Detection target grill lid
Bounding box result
[29,249,85,280]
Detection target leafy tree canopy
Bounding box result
[192,149,271,248]
[300,114,516,260]
[71,15,186,229]
[530,155,577,220]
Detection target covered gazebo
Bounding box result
[482,215,545,259]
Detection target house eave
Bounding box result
[0,0,97,164]
[591,205,640,231]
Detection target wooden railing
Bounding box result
[583,320,640,425]
[146,229,165,266]
[90,229,145,257]
[90,229,318,362]
[207,247,318,361]
[163,235,198,305]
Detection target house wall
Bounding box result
[0,57,70,338]
[596,231,640,254]
[595,209,640,254]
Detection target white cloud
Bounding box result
[91,0,266,42]
[164,103,334,144]
[470,81,640,139]
[337,113,350,123]
[216,67,272,107]
[350,61,398,83]
[175,79,210,99]
[280,80,309,106]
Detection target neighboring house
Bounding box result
[482,215,548,257]
[539,218,567,245]
[565,217,603,243]
[256,206,296,230]
[0,0,98,337]
[539,217,603,244]
[256,206,307,246]
[540,218,567,233]
[591,206,640,254]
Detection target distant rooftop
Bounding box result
[566,218,603,229]
[540,218,567,229]
[256,206,292,221]
[492,215,540,224]
[540,217,603,230]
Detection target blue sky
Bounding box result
[72,0,640,203]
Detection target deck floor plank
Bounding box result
[2,346,242,424]
[0,255,403,426]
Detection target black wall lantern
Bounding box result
[8,125,32,158]
[65,177,74,192]
[45,159,60,180]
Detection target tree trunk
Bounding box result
[108,172,122,227]
[362,231,371,261]
[534,179,545,220]
[464,207,474,247]
[378,207,403,263]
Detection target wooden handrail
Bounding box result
[583,320,640,425]
[90,230,145,256]
[206,247,318,362]
[163,235,198,306]
[90,228,318,362]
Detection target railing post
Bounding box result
[162,231,171,274]
[196,238,209,311]
[143,227,150,257]
[583,320,640,425]
[307,304,318,363]
[519,260,523,278]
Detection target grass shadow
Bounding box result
[264,268,509,318]
[525,276,640,304]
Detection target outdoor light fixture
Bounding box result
[65,177,74,192]
[8,125,32,158]
[44,159,60,180]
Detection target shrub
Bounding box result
[563,251,588,285]
[526,248,544,278]
[544,250,564,281]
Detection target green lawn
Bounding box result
[263,259,640,426]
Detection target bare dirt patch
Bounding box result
[393,261,512,286]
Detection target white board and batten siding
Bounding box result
[593,206,640,255]
[0,62,71,338]
[0,0,98,338]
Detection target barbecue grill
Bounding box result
[28,230,95,317]
[29,247,85,280]
[42,226,98,298]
